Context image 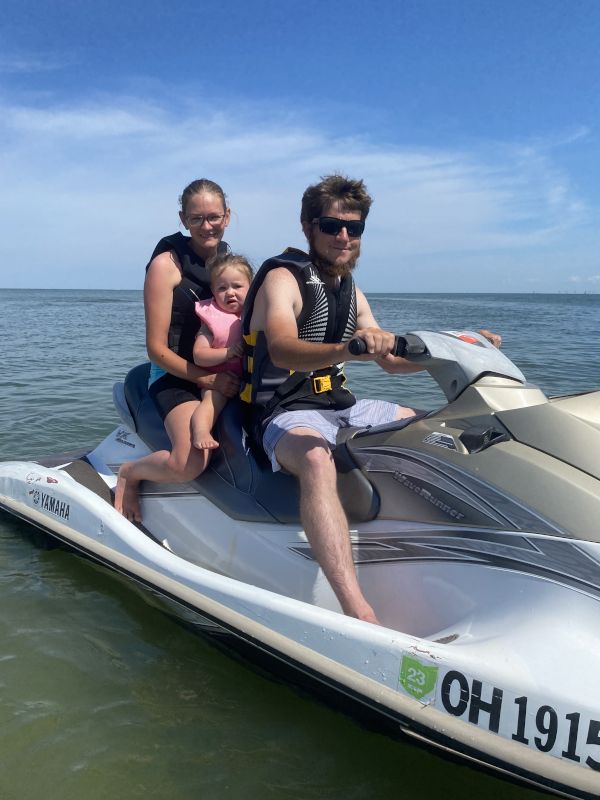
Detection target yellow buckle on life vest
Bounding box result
[312,375,332,393]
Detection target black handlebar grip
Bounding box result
[348,338,367,355]
[394,336,408,357]
[348,336,409,357]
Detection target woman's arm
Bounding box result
[144,252,238,394]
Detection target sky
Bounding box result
[1,0,600,292]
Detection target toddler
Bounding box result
[191,253,253,450]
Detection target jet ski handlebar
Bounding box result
[349,330,527,403]
[348,334,427,358]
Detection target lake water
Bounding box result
[1,289,599,799]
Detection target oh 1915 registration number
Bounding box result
[399,654,600,770]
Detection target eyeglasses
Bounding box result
[312,216,365,238]
[186,213,226,227]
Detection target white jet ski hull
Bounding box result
[2,433,600,800]
[3,330,600,798]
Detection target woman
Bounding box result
[115,179,239,521]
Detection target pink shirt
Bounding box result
[194,299,243,376]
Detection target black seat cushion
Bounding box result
[122,363,379,523]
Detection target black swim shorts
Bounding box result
[148,373,204,421]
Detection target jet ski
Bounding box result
[1,330,599,799]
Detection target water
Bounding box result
[1,288,599,799]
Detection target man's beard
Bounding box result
[308,241,360,279]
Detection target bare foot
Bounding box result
[114,464,142,522]
[192,431,220,450]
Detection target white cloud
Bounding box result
[569,274,600,284]
[4,104,163,137]
[0,52,72,74]
[0,94,596,290]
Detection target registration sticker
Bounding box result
[399,654,439,703]
[398,651,600,770]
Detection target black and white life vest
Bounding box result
[240,248,357,439]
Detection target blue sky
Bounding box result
[2,0,599,291]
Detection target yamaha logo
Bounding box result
[28,490,70,520]
[40,492,70,520]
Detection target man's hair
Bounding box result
[300,174,373,224]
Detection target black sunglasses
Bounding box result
[312,216,365,237]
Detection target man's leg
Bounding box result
[395,404,417,420]
[343,397,417,428]
[274,427,378,624]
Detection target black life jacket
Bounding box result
[240,248,357,439]
[146,232,228,363]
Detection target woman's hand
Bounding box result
[226,342,244,360]
[198,371,240,398]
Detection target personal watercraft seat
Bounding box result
[120,363,381,523]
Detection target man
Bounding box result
[241,174,428,623]
[241,175,498,624]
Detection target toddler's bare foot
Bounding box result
[114,464,142,522]
[192,431,220,450]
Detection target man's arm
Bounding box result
[260,269,350,370]
[257,271,420,371]
[355,288,424,374]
